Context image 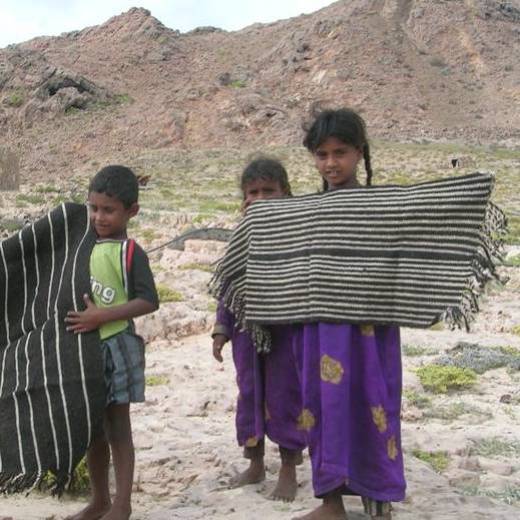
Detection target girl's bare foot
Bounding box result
[64,502,111,520]
[229,458,266,488]
[270,463,298,502]
[293,490,347,520]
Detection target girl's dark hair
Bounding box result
[303,108,373,189]
[240,156,292,197]
[88,165,139,208]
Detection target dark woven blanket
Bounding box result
[211,173,507,352]
[0,203,105,493]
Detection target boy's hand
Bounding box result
[212,334,228,362]
[65,294,104,334]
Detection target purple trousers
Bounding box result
[216,304,305,457]
[292,323,406,502]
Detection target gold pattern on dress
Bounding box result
[320,354,345,384]
[360,324,375,336]
[387,435,398,460]
[297,409,316,431]
[371,405,388,433]
[245,436,258,448]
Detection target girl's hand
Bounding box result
[212,334,228,362]
[65,294,105,334]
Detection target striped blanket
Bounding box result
[0,203,105,493]
[211,173,507,352]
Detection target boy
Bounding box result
[65,165,159,520]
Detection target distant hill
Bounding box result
[0,0,518,179]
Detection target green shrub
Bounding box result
[179,262,213,273]
[6,91,24,107]
[146,374,169,386]
[412,449,450,472]
[416,364,477,393]
[156,284,183,303]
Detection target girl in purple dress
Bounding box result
[212,157,306,502]
[293,109,405,519]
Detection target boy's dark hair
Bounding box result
[88,165,139,208]
[240,156,292,197]
[303,108,373,188]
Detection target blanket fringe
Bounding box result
[442,200,508,330]
[0,468,75,496]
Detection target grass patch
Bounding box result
[424,401,492,422]
[179,262,214,273]
[207,301,217,313]
[229,79,246,88]
[470,437,520,458]
[403,388,432,409]
[36,184,60,193]
[15,193,46,205]
[146,374,169,386]
[402,344,431,357]
[156,284,183,303]
[504,254,520,267]
[139,228,161,241]
[6,90,24,107]
[511,326,520,336]
[412,449,450,472]
[42,457,90,495]
[461,485,520,506]
[416,364,477,394]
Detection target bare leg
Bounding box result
[229,441,266,488]
[270,447,301,502]
[100,404,133,520]
[64,432,111,520]
[292,488,348,520]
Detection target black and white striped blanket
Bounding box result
[0,203,105,493]
[211,173,507,352]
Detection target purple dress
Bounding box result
[215,303,305,457]
[291,322,405,502]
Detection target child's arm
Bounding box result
[212,300,233,362]
[65,293,157,334]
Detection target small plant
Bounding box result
[179,262,214,273]
[470,437,520,458]
[412,449,450,473]
[402,344,429,357]
[229,79,246,88]
[114,93,133,104]
[424,401,492,422]
[146,374,169,386]
[16,193,46,205]
[6,90,24,107]
[511,325,520,336]
[37,184,60,193]
[416,364,477,394]
[156,284,183,303]
[403,388,431,409]
[140,228,161,241]
[207,301,217,313]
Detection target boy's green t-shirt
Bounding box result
[90,240,131,340]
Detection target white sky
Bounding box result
[0,0,337,48]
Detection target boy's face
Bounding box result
[242,178,287,211]
[87,191,138,239]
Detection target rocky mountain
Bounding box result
[0,0,519,180]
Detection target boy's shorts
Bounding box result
[101,329,145,405]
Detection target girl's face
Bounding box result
[313,136,363,190]
[242,178,286,211]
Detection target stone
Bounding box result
[0,147,19,190]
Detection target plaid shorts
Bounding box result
[101,330,145,405]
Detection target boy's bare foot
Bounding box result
[229,459,266,488]
[64,502,111,520]
[99,503,131,520]
[270,463,298,502]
